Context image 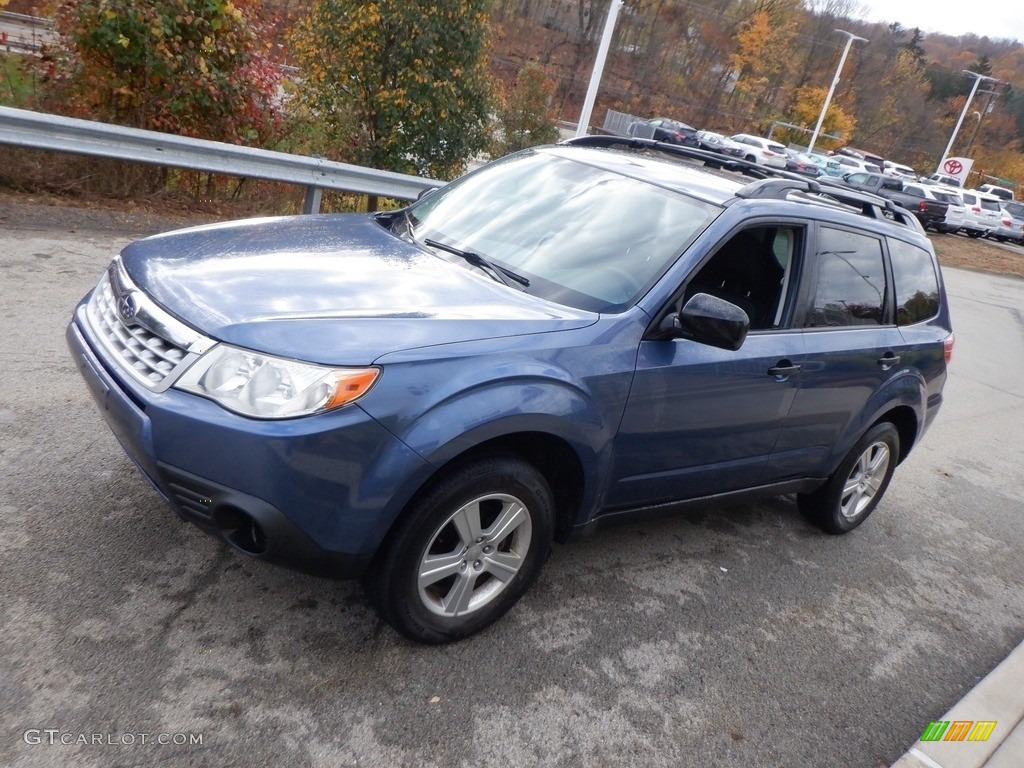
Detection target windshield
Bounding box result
[406,150,719,311]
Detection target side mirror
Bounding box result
[660,293,750,351]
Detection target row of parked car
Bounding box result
[629,118,1024,246]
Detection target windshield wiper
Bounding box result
[423,238,530,289]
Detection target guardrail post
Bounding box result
[303,185,323,214]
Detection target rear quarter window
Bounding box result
[889,239,940,325]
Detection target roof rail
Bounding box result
[561,134,771,179]
[731,176,922,232]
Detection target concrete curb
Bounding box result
[891,639,1024,768]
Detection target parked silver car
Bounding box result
[994,201,1024,244]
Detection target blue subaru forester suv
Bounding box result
[67,137,953,643]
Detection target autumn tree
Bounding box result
[728,5,801,119]
[778,84,856,149]
[492,62,559,157]
[289,1,493,180]
[39,0,283,141]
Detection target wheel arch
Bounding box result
[370,429,590,574]
[872,404,918,465]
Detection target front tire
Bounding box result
[366,455,554,643]
[798,422,900,534]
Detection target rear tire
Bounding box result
[798,422,900,535]
[365,455,554,644]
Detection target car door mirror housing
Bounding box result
[661,293,750,350]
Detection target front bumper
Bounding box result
[67,305,430,580]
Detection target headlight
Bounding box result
[174,344,379,419]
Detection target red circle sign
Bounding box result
[944,159,963,175]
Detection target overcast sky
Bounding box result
[852,0,1024,43]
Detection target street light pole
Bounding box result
[807,30,868,154]
[575,0,623,138]
[938,70,998,170]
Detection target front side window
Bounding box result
[805,227,887,328]
[889,239,940,325]
[684,226,799,331]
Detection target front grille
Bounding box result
[83,259,214,392]
[88,274,189,387]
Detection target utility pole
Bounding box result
[807,30,868,154]
[575,0,623,138]
[939,70,999,169]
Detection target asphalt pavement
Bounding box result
[1,202,1022,768]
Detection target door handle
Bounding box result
[877,353,901,367]
[768,361,801,378]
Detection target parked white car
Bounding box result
[958,190,1003,238]
[884,161,917,179]
[904,182,965,234]
[833,155,882,175]
[927,173,962,188]
[729,134,788,169]
[976,183,1014,202]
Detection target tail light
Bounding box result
[972,206,981,213]
[944,334,955,365]
[919,201,928,212]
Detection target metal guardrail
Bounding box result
[0,11,54,28]
[0,106,442,212]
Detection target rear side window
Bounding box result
[889,239,940,325]
[805,227,886,328]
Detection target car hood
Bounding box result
[120,214,596,365]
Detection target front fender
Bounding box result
[359,321,644,524]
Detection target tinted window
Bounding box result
[889,239,940,325]
[806,227,886,328]
[981,199,1001,212]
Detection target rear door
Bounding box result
[765,224,905,481]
